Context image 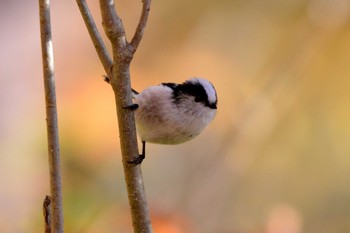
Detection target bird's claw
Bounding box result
[127,154,145,165]
[123,103,139,110]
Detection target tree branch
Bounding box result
[129,0,151,53]
[78,1,153,232]
[39,0,64,232]
[99,0,127,48]
[76,0,112,74]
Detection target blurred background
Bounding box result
[1,0,350,232]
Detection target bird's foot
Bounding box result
[127,154,145,165]
[123,103,139,110]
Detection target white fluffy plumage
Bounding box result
[133,77,217,145]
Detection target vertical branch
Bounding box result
[77,0,153,232]
[39,0,64,232]
[98,0,153,232]
[78,0,153,232]
[99,0,127,49]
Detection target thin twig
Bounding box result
[129,0,151,53]
[76,0,112,74]
[39,0,64,232]
[43,196,52,233]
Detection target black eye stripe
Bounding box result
[162,79,217,109]
[180,84,208,100]
[162,81,209,105]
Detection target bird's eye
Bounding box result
[209,103,217,109]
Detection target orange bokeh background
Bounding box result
[1,0,350,232]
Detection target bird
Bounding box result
[125,77,218,164]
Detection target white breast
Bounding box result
[134,86,216,145]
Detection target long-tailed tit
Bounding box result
[124,77,218,164]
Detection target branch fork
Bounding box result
[77,0,153,232]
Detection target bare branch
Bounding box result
[39,0,64,232]
[129,0,151,53]
[76,0,112,74]
[110,63,154,233]
[99,1,153,232]
[99,0,127,48]
[78,0,153,232]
